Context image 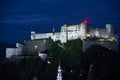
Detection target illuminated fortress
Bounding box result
[6,20,119,58]
[31,21,118,43]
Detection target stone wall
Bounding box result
[23,39,53,55]
[83,40,119,52]
[6,48,19,58]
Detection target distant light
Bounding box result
[47,61,51,64]
[99,39,105,41]
[33,77,38,80]
[83,19,88,24]
[86,34,90,37]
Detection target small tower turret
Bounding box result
[80,23,87,40]
[31,31,35,40]
[106,24,114,37]
[53,27,55,35]
[106,24,112,33]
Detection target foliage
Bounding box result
[48,39,83,80]
[0,40,120,80]
[0,57,47,80]
[82,45,120,80]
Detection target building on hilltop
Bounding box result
[6,39,53,59]
[83,40,119,52]
[30,21,119,52]
[6,21,119,59]
[22,39,53,55]
[31,22,118,43]
[6,43,23,58]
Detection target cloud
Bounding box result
[0,14,51,24]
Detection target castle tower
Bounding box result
[52,27,56,41]
[56,62,62,80]
[95,28,100,37]
[106,24,112,33]
[106,24,113,37]
[80,23,87,40]
[60,24,68,43]
[76,24,80,32]
[31,31,36,40]
[53,27,55,35]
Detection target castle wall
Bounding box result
[23,39,53,55]
[6,48,19,58]
[83,40,119,52]
[30,23,118,43]
[60,25,68,43]
[34,33,53,39]
[54,32,60,41]
[67,31,78,40]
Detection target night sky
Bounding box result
[0,0,120,44]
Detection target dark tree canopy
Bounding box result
[0,40,120,80]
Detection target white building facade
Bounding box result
[6,48,19,58]
[31,22,118,43]
[6,43,23,58]
[31,23,87,43]
[5,22,119,59]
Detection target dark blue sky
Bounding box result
[0,0,120,44]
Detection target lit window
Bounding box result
[86,34,91,37]
[34,45,38,50]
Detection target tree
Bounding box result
[48,39,83,80]
[82,45,120,80]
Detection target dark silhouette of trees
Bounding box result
[48,39,83,80]
[0,40,120,80]
[81,45,120,80]
[0,57,47,80]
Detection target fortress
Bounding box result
[6,21,119,58]
[31,22,118,43]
